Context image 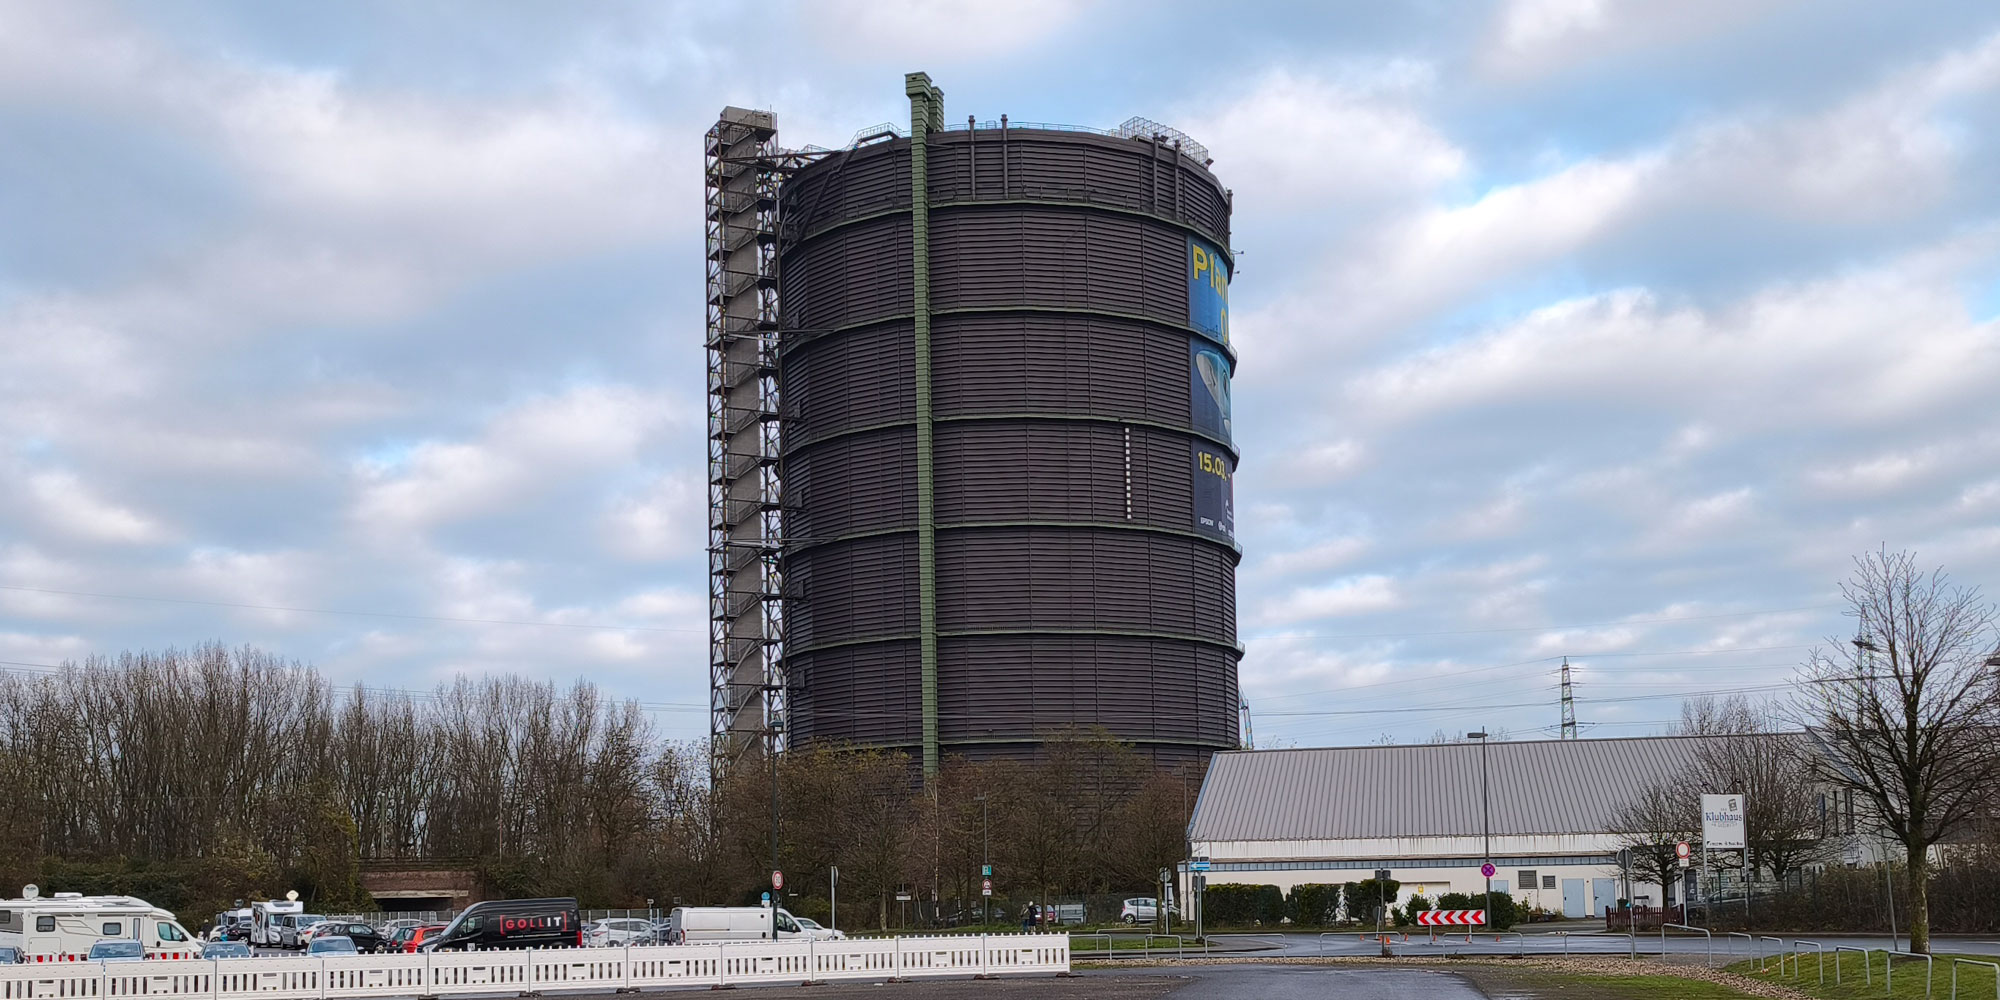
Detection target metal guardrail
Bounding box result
[1793,939,1826,985]
[1834,945,1873,986]
[1758,936,1786,973]
[1890,950,1936,1000]
[0,935,1071,996]
[1952,957,2000,1000]
[1143,935,1184,961]
[1073,933,1112,957]
[1316,932,1342,955]
[1662,925,1712,966]
[1726,930,1755,963]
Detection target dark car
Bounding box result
[421,898,580,952]
[314,921,391,953]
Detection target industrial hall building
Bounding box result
[1182,733,1817,919]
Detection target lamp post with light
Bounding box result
[1469,730,1491,928]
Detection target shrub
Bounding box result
[1400,893,1432,926]
[1346,878,1400,926]
[1286,884,1343,927]
[1204,884,1285,925]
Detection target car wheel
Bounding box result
[1122,915,1135,924]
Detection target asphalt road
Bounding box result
[1127,929,2000,960]
[537,967,1482,999]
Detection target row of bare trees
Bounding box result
[1609,697,1832,906]
[1611,549,2000,953]
[0,644,1195,927]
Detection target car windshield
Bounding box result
[207,943,250,958]
[89,941,143,959]
[308,937,356,954]
[300,915,326,924]
[795,918,820,929]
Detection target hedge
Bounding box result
[1287,883,1343,926]
[1204,883,1285,925]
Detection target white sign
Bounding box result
[1701,793,1745,850]
[1675,841,1690,860]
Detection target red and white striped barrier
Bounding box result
[1416,910,1486,926]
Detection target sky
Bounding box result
[2,0,1998,748]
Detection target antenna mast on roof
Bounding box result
[1559,658,1578,740]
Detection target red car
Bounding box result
[393,924,447,953]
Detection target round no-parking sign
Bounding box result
[1480,863,1495,878]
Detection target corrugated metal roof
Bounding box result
[1189,734,1799,842]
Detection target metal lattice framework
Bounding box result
[705,108,786,781]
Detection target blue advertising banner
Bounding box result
[1190,339,1232,442]
[1191,442,1234,542]
[1187,237,1230,343]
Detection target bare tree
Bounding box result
[1795,549,2000,953]
[1609,778,1698,908]
[1678,696,1829,882]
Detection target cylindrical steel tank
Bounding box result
[777,100,1238,769]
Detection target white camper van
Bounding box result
[249,898,304,948]
[665,906,808,944]
[0,886,204,962]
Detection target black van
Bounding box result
[421,898,581,951]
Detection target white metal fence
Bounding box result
[0,935,1069,999]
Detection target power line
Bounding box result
[1240,604,1839,642]
[1248,644,1814,703]
[0,584,704,635]
[1254,682,1794,719]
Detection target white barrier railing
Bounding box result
[0,936,1067,999]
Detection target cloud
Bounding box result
[25,471,167,545]
[798,0,1094,60]
[353,385,679,535]
[5,2,2000,749]
[1175,66,1465,209]
[1256,574,1401,626]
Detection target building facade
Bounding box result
[1183,735,1816,919]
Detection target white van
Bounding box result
[666,906,809,944]
[250,898,304,947]
[0,886,204,962]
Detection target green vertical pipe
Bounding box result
[906,72,942,779]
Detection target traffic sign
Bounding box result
[1417,910,1487,927]
[1191,859,1211,873]
[981,878,992,897]
[1480,863,1496,878]
[1675,841,1691,860]
[982,865,992,877]
[772,870,784,891]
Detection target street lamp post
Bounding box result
[1469,731,1491,928]
[978,793,989,927]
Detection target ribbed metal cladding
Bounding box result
[779,122,1239,769]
